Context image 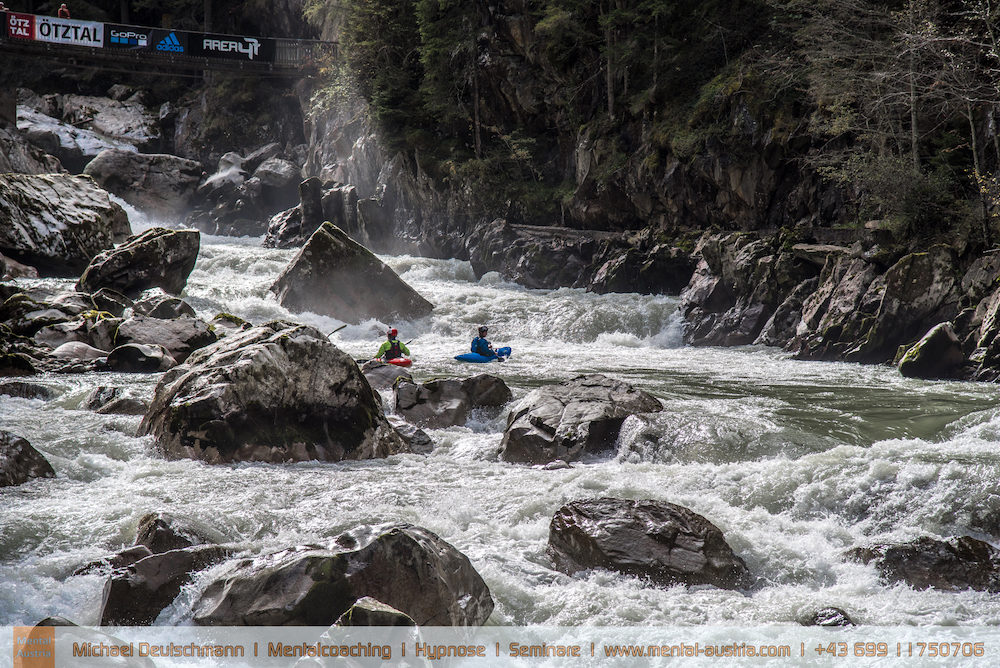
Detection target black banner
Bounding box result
[105,23,153,50]
[189,31,275,62]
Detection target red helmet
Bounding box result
[387,328,398,337]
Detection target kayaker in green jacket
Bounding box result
[376,328,410,360]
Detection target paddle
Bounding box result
[328,324,347,336]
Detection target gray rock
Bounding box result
[135,511,229,553]
[139,321,405,464]
[77,227,201,297]
[192,524,493,627]
[51,341,109,360]
[547,498,751,590]
[84,149,202,218]
[81,386,148,415]
[0,381,54,400]
[271,223,433,325]
[361,359,412,389]
[91,288,132,317]
[500,374,663,464]
[395,375,513,429]
[16,107,138,173]
[0,174,123,275]
[0,430,56,487]
[804,607,855,627]
[335,597,416,627]
[27,618,156,668]
[115,315,216,363]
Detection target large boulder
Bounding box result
[0,174,126,275]
[499,374,663,464]
[16,106,138,173]
[0,121,65,174]
[547,498,751,590]
[395,375,513,428]
[0,431,56,487]
[270,222,433,325]
[263,179,360,249]
[114,315,217,363]
[107,343,177,373]
[139,321,405,464]
[898,322,966,379]
[848,536,1000,592]
[83,149,203,218]
[76,227,200,297]
[192,524,494,627]
[135,511,229,554]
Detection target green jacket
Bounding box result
[376,338,410,359]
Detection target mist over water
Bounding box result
[5,227,1000,636]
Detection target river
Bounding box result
[4,221,1000,654]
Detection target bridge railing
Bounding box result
[0,10,337,72]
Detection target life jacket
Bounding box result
[386,339,403,359]
[472,337,492,356]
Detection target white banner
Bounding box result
[34,16,102,47]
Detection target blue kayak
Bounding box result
[455,346,512,363]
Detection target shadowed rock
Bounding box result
[83,149,202,218]
[0,430,56,487]
[848,536,1000,592]
[270,222,433,325]
[395,374,513,428]
[898,322,965,379]
[547,498,751,590]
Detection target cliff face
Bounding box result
[301,0,846,269]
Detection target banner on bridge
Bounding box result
[190,31,275,62]
[105,23,153,50]
[34,15,103,47]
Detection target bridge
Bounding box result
[0,10,337,78]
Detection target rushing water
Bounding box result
[5,221,1000,645]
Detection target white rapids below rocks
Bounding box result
[5,217,1000,658]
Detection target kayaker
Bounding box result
[376,328,409,361]
[471,325,504,361]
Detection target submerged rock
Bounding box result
[76,227,200,297]
[139,321,405,464]
[0,173,125,276]
[0,430,56,487]
[848,536,1000,592]
[271,222,433,325]
[547,498,751,590]
[499,374,663,464]
[192,524,493,627]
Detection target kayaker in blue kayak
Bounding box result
[471,325,504,362]
[377,327,410,361]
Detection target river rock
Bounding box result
[0,430,56,487]
[547,498,751,590]
[335,597,416,627]
[135,511,229,553]
[91,288,133,317]
[0,381,54,400]
[131,288,197,319]
[192,524,494,627]
[100,545,232,625]
[51,341,109,361]
[107,343,177,373]
[271,222,434,325]
[499,374,663,464]
[263,179,360,249]
[74,545,154,576]
[59,92,159,149]
[803,607,855,627]
[361,359,413,389]
[897,322,965,379]
[1,252,39,280]
[81,386,148,415]
[589,244,696,295]
[395,375,513,429]
[0,289,93,337]
[139,321,405,464]
[848,536,1000,592]
[83,149,203,218]
[0,174,125,275]
[77,227,201,297]
[114,315,216,363]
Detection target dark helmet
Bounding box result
[387,328,398,337]
[478,325,488,335]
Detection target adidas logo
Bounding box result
[156,32,183,52]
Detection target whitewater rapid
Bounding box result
[5,226,1000,645]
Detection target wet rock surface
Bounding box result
[547,498,751,590]
[0,430,56,487]
[499,374,663,464]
